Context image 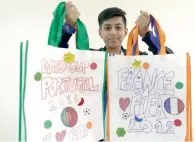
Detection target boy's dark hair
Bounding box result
[98,7,127,28]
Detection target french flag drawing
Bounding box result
[164,97,185,115]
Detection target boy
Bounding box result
[58,1,173,55]
[58,1,174,141]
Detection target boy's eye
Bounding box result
[116,27,121,30]
[104,27,111,31]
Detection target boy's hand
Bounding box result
[135,10,150,38]
[65,1,80,27]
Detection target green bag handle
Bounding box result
[48,2,89,50]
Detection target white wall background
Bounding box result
[0,0,194,141]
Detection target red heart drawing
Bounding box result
[119,98,130,111]
[55,130,66,141]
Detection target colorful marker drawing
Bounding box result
[111,57,187,141]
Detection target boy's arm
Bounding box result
[58,23,75,48]
[58,32,72,48]
[142,31,174,54]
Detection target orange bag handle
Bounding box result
[126,15,166,56]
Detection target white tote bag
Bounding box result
[106,16,192,141]
[19,41,106,142]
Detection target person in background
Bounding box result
[58,1,174,141]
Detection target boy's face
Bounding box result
[99,16,128,49]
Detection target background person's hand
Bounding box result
[135,10,150,38]
[65,1,80,27]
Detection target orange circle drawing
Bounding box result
[86,122,92,129]
[143,62,150,69]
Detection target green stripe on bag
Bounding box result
[48,2,89,50]
[18,41,29,141]
[18,42,23,141]
[102,51,108,138]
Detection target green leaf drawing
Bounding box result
[116,127,126,137]
[34,72,42,81]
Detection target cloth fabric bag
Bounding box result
[106,15,192,142]
[18,2,106,142]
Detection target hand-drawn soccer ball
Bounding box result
[83,108,90,115]
[122,113,129,119]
